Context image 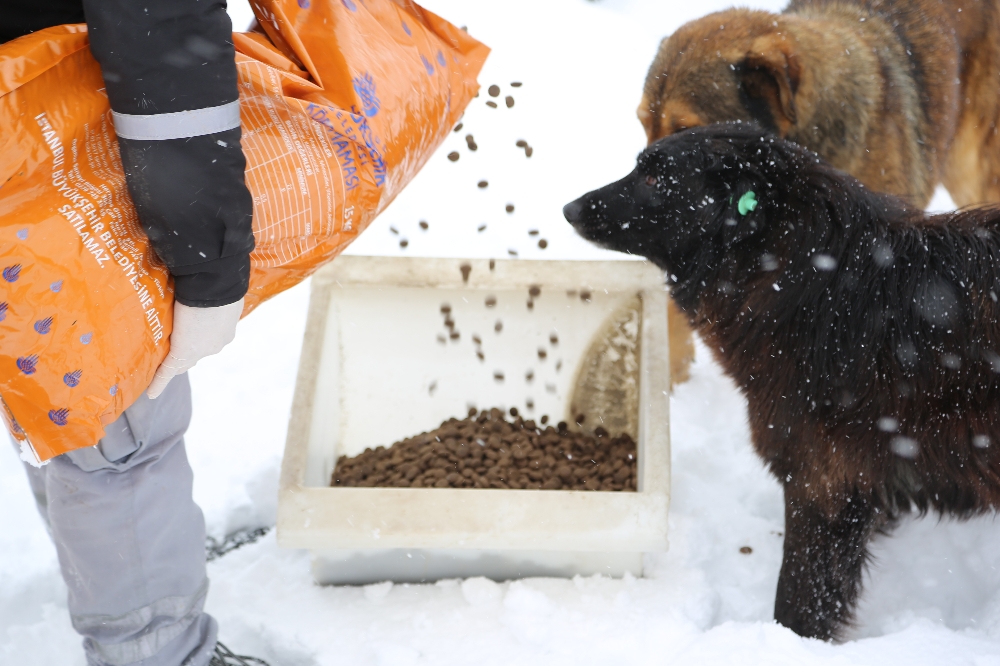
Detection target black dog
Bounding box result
[564,123,1000,640]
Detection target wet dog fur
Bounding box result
[642,0,1000,386]
[640,0,1000,208]
[564,123,1000,640]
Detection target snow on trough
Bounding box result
[3,0,1000,663]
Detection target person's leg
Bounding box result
[27,374,217,666]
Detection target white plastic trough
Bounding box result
[278,256,671,584]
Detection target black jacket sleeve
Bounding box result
[82,0,255,307]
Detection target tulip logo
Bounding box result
[342,0,356,10]
[352,73,381,118]
[48,408,69,426]
[16,355,38,375]
[16,229,27,240]
[64,370,82,388]
[34,317,53,335]
[3,265,21,282]
[109,384,118,396]
[50,280,63,293]
[0,302,7,322]
[80,332,93,345]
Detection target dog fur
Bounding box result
[564,123,1000,640]
[642,0,1000,384]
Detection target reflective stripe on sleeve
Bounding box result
[111,101,241,141]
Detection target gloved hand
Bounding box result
[146,298,244,399]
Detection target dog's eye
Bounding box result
[645,175,658,186]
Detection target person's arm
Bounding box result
[83,0,254,395]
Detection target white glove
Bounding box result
[146,298,244,399]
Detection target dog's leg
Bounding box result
[667,298,694,386]
[774,485,878,640]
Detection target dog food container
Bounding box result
[277,256,671,584]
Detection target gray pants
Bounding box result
[18,374,217,666]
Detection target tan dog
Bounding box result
[643,0,1000,384]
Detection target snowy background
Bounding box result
[4,0,1000,663]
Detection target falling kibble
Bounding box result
[486,101,498,108]
[453,122,463,132]
[466,134,478,151]
[399,239,408,249]
[494,319,503,332]
[489,259,496,270]
[472,334,482,345]
[508,249,518,257]
[505,96,514,108]
[527,300,534,311]
[580,290,592,303]
[447,151,460,162]
[460,263,472,283]
[740,546,753,554]
[478,180,489,188]
[419,220,429,230]
[516,139,528,148]
[488,84,500,97]
[550,333,559,345]
[525,146,533,158]
[526,399,534,410]
[538,349,547,360]
[436,334,446,344]
[493,371,505,382]
[509,407,519,417]
[485,295,497,307]
[538,239,548,249]
[526,370,535,382]
[528,285,541,298]
[478,224,487,232]
[511,81,522,87]
[450,331,460,341]
[506,204,515,213]
[528,229,539,236]
[389,226,399,235]
[540,414,549,424]
[476,351,485,361]
[440,303,451,314]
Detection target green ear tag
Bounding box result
[737,191,758,216]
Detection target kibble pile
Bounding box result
[331,408,638,491]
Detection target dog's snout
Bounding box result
[563,199,585,224]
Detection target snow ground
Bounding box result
[4,0,1000,663]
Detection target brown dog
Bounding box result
[644,0,1000,384]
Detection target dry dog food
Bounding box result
[331,408,638,490]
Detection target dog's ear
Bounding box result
[739,34,801,133]
[637,95,656,143]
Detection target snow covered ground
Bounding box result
[5,0,1000,663]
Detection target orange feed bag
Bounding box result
[0,0,488,462]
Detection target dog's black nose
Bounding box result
[563,199,584,224]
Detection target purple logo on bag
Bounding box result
[80,332,93,345]
[50,280,63,293]
[421,55,435,76]
[298,0,310,7]
[64,370,82,388]
[436,50,446,68]
[341,0,357,10]
[34,317,53,335]
[10,418,23,435]
[352,73,381,118]
[16,355,38,375]
[3,265,21,282]
[0,302,7,322]
[16,229,27,240]
[109,384,118,396]
[401,21,411,36]
[48,408,69,426]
